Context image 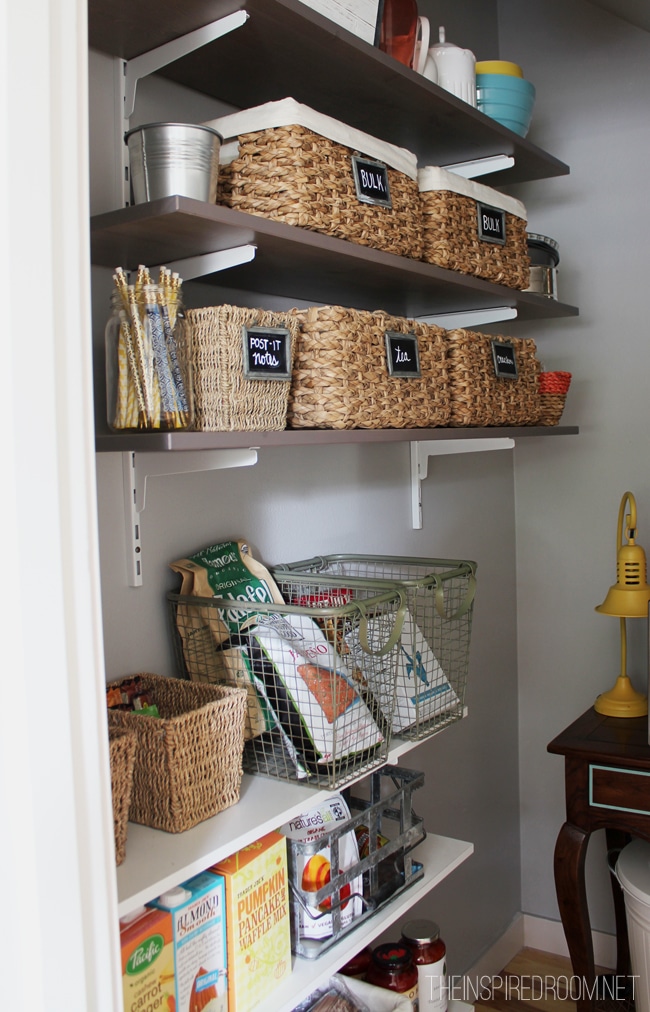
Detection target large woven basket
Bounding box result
[419,167,530,289]
[287,305,450,429]
[108,726,137,865]
[446,329,542,426]
[107,673,247,834]
[186,304,300,431]
[218,124,423,259]
[539,370,572,425]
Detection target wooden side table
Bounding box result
[548,707,650,1012]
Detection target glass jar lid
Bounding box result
[372,943,414,970]
[401,919,441,944]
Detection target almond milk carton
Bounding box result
[120,906,175,1012]
[152,871,228,1012]
[209,832,291,1011]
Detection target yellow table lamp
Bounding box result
[594,491,650,716]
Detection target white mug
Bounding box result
[412,16,430,76]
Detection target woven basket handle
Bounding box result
[434,571,477,620]
[355,590,407,657]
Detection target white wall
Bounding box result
[498,0,650,932]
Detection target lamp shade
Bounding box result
[596,492,650,618]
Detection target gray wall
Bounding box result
[498,0,650,933]
[90,0,522,974]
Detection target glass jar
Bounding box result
[401,919,447,1012]
[378,0,418,68]
[365,942,418,1004]
[105,280,193,431]
[339,945,373,979]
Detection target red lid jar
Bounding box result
[339,945,373,979]
[365,942,418,1003]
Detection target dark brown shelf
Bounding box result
[91,197,579,320]
[96,425,579,452]
[88,0,569,186]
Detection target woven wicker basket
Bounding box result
[446,329,542,426]
[286,305,450,429]
[217,124,423,259]
[539,370,572,425]
[186,304,299,431]
[108,727,137,865]
[419,167,530,289]
[107,673,247,834]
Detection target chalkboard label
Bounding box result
[242,326,292,380]
[477,202,506,245]
[491,340,518,379]
[351,155,392,208]
[385,331,421,378]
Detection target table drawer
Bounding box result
[590,763,650,816]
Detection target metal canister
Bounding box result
[125,122,222,204]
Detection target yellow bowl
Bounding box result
[475,60,523,78]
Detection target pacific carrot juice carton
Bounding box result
[120,905,175,1012]
[151,871,228,1012]
[209,831,291,1011]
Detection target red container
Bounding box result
[365,942,418,1003]
[379,0,418,67]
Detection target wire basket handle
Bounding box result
[433,569,477,620]
[355,590,407,657]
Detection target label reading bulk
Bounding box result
[242,326,292,380]
[477,202,506,245]
[491,340,518,379]
[385,332,421,378]
[351,155,392,208]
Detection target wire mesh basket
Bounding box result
[272,555,476,742]
[168,572,407,790]
[284,765,426,959]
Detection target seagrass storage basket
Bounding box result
[446,329,542,426]
[108,726,137,865]
[186,304,300,430]
[106,673,247,833]
[208,98,423,259]
[168,572,408,791]
[539,370,572,425]
[273,555,476,742]
[418,165,530,289]
[286,305,450,429]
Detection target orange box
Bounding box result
[210,831,291,1011]
[120,905,175,1012]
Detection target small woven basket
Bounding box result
[420,189,530,289]
[107,673,247,834]
[186,304,300,431]
[108,726,137,865]
[219,124,423,259]
[446,329,542,426]
[539,370,572,425]
[286,305,450,429]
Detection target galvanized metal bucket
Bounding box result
[125,122,222,204]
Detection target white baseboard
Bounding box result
[460,913,617,1001]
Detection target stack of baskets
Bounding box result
[538,370,572,425]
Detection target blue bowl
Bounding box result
[476,72,536,98]
[476,86,536,109]
[477,100,533,120]
[478,108,532,136]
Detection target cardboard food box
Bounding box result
[120,906,175,1012]
[210,832,291,1011]
[151,871,228,1012]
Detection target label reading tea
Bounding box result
[385,332,421,377]
[491,340,518,379]
[477,202,506,245]
[351,155,392,208]
[242,326,292,380]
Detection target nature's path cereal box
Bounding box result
[210,831,291,1011]
[120,906,175,1012]
[152,871,228,1012]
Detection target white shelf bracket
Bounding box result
[123,11,249,119]
[122,448,258,586]
[410,438,515,529]
[152,244,257,281]
[417,306,517,329]
[441,154,515,179]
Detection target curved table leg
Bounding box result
[554,821,595,1012]
[605,827,632,978]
